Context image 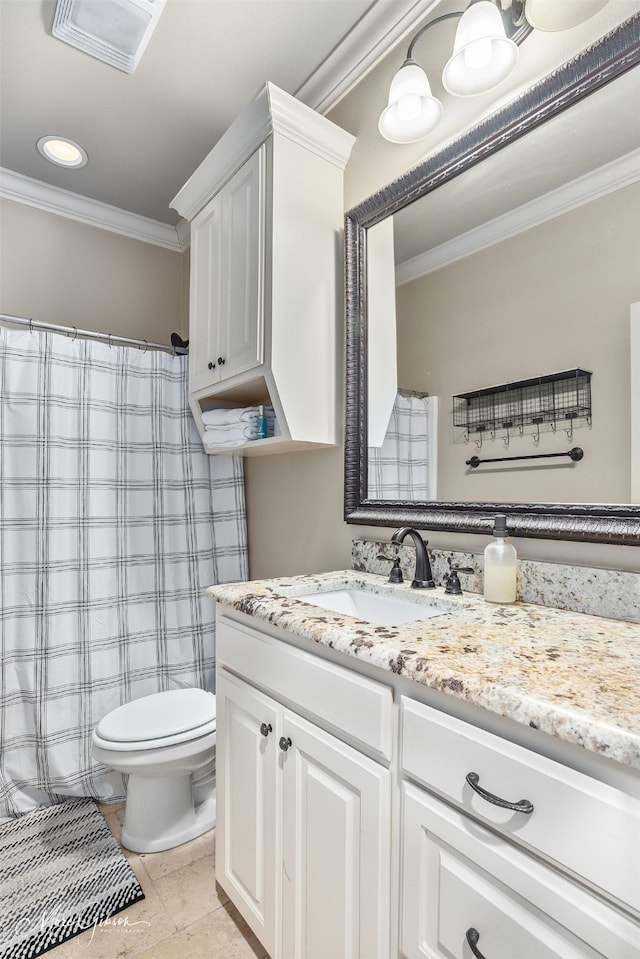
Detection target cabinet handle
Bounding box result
[466,772,534,815]
[217,356,226,366]
[466,928,487,959]
[260,722,272,737]
[279,736,292,752]
[207,361,215,370]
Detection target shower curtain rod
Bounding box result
[0,313,188,355]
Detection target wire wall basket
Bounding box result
[453,368,592,436]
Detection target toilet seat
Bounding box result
[95,688,216,750]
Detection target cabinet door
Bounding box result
[189,189,224,393]
[215,669,280,958]
[401,783,638,959]
[218,146,264,382]
[281,710,391,959]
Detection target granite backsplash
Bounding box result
[352,538,640,624]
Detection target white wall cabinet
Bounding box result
[216,666,392,959]
[214,607,640,959]
[172,83,355,456]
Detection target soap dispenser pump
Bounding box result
[483,514,517,604]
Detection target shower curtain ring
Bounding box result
[72,327,78,341]
[108,333,112,349]
[143,340,148,353]
[29,318,33,333]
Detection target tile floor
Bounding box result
[53,802,268,959]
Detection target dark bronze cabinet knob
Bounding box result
[217,356,225,365]
[279,736,292,752]
[260,723,272,738]
[207,361,215,370]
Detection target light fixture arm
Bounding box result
[406,11,466,61]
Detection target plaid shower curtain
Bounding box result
[0,329,247,818]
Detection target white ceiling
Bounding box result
[0,0,416,226]
[1,0,638,237]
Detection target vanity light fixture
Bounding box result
[37,135,88,168]
[378,0,610,144]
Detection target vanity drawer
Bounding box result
[401,697,640,914]
[401,783,640,959]
[217,615,393,761]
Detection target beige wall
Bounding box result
[244,53,640,579]
[0,199,188,342]
[2,70,639,576]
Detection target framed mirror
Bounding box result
[344,12,640,545]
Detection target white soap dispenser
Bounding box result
[483,514,517,604]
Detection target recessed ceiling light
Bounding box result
[37,136,88,168]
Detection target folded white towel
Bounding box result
[202,431,248,448]
[201,405,274,428]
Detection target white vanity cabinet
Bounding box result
[171,82,355,456]
[212,604,640,959]
[400,698,640,959]
[215,615,393,959]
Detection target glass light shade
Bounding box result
[525,0,609,31]
[37,136,88,168]
[379,60,443,144]
[442,1,518,97]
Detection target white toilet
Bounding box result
[92,687,217,853]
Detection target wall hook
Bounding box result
[565,416,574,440]
[463,427,469,444]
[474,431,483,450]
[490,426,496,441]
[502,426,510,448]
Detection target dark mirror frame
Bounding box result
[344,13,640,546]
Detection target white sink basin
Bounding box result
[294,588,449,627]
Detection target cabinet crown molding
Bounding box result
[170,81,355,222]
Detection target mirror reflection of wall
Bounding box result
[368,174,640,504]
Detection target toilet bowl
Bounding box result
[92,687,216,853]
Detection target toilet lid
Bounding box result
[96,688,216,743]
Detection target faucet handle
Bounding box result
[377,554,404,584]
[445,566,474,595]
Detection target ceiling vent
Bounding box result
[52,0,167,74]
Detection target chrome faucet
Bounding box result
[391,527,435,589]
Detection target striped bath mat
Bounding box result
[0,797,144,957]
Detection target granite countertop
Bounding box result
[206,570,640,770]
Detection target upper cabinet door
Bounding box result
[189,147,265,394]
[218,147,264,382]
[189,188,224,393]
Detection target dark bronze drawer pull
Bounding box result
[466,772,534,815]
[466,927,487,958]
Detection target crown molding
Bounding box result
[296,0,440,114]
[396,148,640,285]
[170,82,356,222]
[0,168,182,252]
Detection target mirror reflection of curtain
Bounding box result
[368,393,438,501]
